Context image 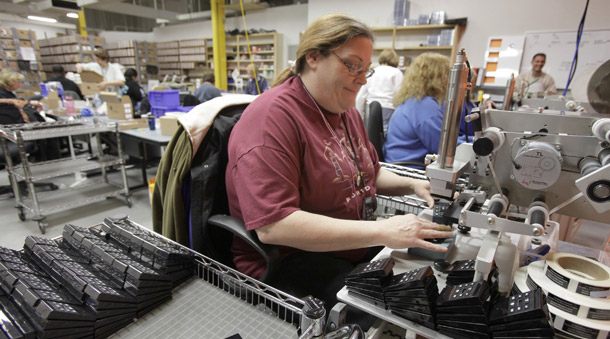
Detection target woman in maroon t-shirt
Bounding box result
[226,13,452,311]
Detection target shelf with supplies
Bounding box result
[106,40,157,82]
[38,35,106,74]
[371,23,464,67]
[157,39,206,78]
[0,27,45,91]
[221,32,283,91]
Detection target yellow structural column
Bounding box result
[211,0,227,91]
[78,11,87,36]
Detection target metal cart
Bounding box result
[0,119,131,233]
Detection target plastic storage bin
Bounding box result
[177,106,195,112]
[151,105,180,118]
[39,82,64,97]
[148,89,180,107]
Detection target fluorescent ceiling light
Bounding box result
[27,15,57,23]
[66,12,79,19]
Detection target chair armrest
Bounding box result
[208,214,281,282]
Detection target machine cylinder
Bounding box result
[438,50,468,168]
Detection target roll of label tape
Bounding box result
[527,261,610,321]
[544,253,610,297]
[514,266,610,339]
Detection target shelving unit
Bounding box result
[0,27,44,91]
[156,40,181,79]
[38,35,106,74]
[106,40,158,83]
[371,24,463,70]
[0,120,131,234]
[178,39,206,77]
[204,33,282,92]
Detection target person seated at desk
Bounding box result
[244,63,268,95]
[514,53,557,98]
[226,13,452,315]
[0,69,45,125]
[384,53,472,167]
[355,48,404,132]
[123,68,145,115]
[194,68,221,103]
[46,65,84,100]
[76,48,125,93]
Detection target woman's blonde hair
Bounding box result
[0,69,25,89]
[393,52,450,107]
[378,49,399,67]
[272,13,373,87]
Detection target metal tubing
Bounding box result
[438,50,468,168]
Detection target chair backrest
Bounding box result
[63,90,81,100]
[188,104,249,266]
[366,101,385,162]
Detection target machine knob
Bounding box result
[591,182,610,201]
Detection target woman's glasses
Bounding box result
[331,51,374,78]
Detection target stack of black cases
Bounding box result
[488,289,554,338]
[435,280,491,339]
[345,257,395,309]
[384,266,438,330]
[0,219,194,339]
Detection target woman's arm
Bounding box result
[256,209,451,252]
[375,167,434,207]
[98,80,125,90]
[0,98,27,108]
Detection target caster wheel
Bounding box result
[126,198,132,208]
[38,222,47,234]
[18,208,26,221]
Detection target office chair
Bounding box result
[181,94,200,107]
[366,101,426,168]
[62,90,81,100]
[152,96,279,282]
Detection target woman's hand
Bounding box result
[379,214,453,252]
[411,179,435,208]
[11,99,27,109]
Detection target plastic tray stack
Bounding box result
[345,257,395,309]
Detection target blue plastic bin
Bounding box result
[148,89,180,108]
[39,82,64,97]
[151,106,180,118]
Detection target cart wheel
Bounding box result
[18,208,26,221]
[38,222,47,234]
[126,198,132,208]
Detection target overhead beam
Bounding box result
[76,0,180,21]
[0,13,77,30]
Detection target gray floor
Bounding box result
[0,165,157,250]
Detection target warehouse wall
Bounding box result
[307,0,610,67]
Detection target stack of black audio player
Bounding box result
[0,218,194,339]
[488,289,554,338]
[384,266,439,330]
[344,257,395,309]
[435,280,492,338]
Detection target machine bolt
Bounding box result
[510,175,515,180]
[555,144,562,151]
[533,228,543,236]
[459,219,466,226]
[521,140,527,146]
[487,217,495,225]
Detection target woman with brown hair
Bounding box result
[226,14,451,310]
[76,48,125,92]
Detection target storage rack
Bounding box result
[371,24,464,70]
[106,40,158,83]
[0,120,131,234]
[156,40,181,79]
[204,32,283,92]
[0,27,44,91]
[38,35,106,74]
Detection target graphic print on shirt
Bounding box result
[323,140,351,186]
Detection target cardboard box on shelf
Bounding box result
[100,92,133,120]
[17,29,33,40]
[160,113,184,136]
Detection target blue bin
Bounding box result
[39,82,64,98]
[151,105,180,118]
[148,89,180,108]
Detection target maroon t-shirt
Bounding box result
[226,76,381,279]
